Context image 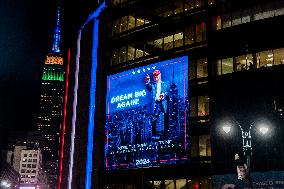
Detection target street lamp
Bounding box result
[221,118,271,187]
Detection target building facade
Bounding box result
[61,0,284,188]
[36,5,64,189]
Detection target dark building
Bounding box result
[36,5,64,189]
[60,0,284,188]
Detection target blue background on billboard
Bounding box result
[105,56,189,169]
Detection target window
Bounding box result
[119,46,127,63]
[189,60,196,81]
[22,164,26,167]
[32,164,36,168]
[212,16,221,31]
[196,59,208,78]
[21,169,25,173]
[112,49,119,65]
[259,50,273,67]
[196,22,206,42]
[198,96,209,116]
[174,30,184,48]
[29,154,32,157]
[191,136,199,158]
[199,135,211,156]
[24,154,27,157]
[232,10,241,26]
[242,8,251,23]
[27,164,31,168]
[33,154,37,157]
[164,34,174,50]
[173,0,183,15]
[127,45,135,61]
[222,13,231,28]
[273,48,284,65]
[184,0,194,11]
[184,26,195,45]
[235,55,247,71]
[222,58,233,74]
[190,97,197,117]
[253,4,263,21]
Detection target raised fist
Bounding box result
[145,74,150,83]
[160,93,164,100]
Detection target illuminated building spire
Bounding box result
[52,6,61,53]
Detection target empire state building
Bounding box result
[37,5,64,189]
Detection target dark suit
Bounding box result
[146,81,169,136]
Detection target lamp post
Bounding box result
[221,118,270,188]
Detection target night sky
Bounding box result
[0,0,56,145]
[0,0,99,149]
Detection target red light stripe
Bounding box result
[58,48,70,189]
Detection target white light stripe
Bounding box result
[67,31,81,189]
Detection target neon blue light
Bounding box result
[52,6,61,53]
[85,2,106,189]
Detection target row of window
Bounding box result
[105,177,212,189]
[22,163,37,168]
[112,23,206,65]
[215,48,284,75]
[110,0,211,36]
[22,158,38,163]
[212,0,284,31]
[20,169,37,173]
[23,153,37,157]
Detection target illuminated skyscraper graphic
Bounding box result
[36,5,64,189]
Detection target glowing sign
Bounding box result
[105,56,189,169]
[45,56,64,65]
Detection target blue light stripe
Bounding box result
[85,2,106,189]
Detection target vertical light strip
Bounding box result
[85,2,106,189]
[183,58,187,152]
[67,31,82,189]
[85,18,99,189]
[57,48,70,189]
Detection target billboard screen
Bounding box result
[105,56,189,169]
[19,187,36,189]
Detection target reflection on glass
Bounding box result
[222,58,233,74]
[198,96,209,116]
[176,179,187,189]
[164,34,174,50]
[119,46,127,63]
[273,48,284,65]
[259,50,273,67]
[222,13,231,28]
[196,22,206,42]
[235,55,247,71]
[112,49,119,65]
[185,26,195,45]
[197,59,208,78]
[128,45,135,61]
[199,135,211,156]
[174,31,184,48]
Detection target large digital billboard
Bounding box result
[105,56,189,169]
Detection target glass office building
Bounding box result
[61,0,284,188]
